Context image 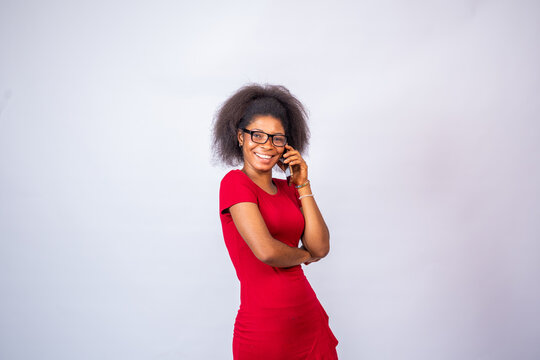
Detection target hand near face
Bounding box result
[278,144,308,186]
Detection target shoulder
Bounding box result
[221,169,250,187]
[274,178,295,196]
[273,177,289,188]
[274,177,301,207]
[220,169,257,195]
[219,170,258,214]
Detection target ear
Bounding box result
[237,129,244,147]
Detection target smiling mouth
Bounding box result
[255,152,273,160]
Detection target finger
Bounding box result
[283,154,304,163]
[283,149,299,158]
[286,159,306,167]
[284,156,300,164]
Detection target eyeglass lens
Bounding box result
[252,131,286,146]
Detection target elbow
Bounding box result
[306,238,330,258]
[254,247,277,265]
[257,253,273,265]
[306,231,330,259]
[310,245,330,259]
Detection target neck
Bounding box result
[242,164,274,189]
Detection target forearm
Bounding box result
[298,184,330,258]
[229,202,313,268]
[262,239,312,268]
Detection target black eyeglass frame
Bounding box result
[241,128,288,147]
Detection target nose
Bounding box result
[260,140,274,150]
[257,136,273,148]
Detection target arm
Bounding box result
[229,202,313,268]
[298,183,330,259]
[282,144,330,260]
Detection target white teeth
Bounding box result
[255,153,272,159]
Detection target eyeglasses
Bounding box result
[241,128,287,147]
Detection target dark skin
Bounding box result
[228,115,330,267]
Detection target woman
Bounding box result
[213,84,338,359]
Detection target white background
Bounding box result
[1,0,539,359]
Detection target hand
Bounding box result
[304,257,321,266]
[300,244,321,265]
[279,144,308,186]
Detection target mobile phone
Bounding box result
[279,149,292,184]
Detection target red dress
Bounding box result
[219,170,339,359]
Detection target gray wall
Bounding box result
[1,1,539,359]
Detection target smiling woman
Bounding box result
[238,115,286,178]
[212,84,339,359]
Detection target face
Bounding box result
[238,115,286,174]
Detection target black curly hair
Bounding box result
[212,83,310,166]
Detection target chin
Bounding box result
[248,158,279,173]
[254,163,277,173]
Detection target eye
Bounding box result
[274,136,286,146]
[252,132,266,141]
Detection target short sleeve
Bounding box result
[220,170,258,214]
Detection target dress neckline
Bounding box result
[236,169,280,196]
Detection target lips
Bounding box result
[255,152,274,160]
